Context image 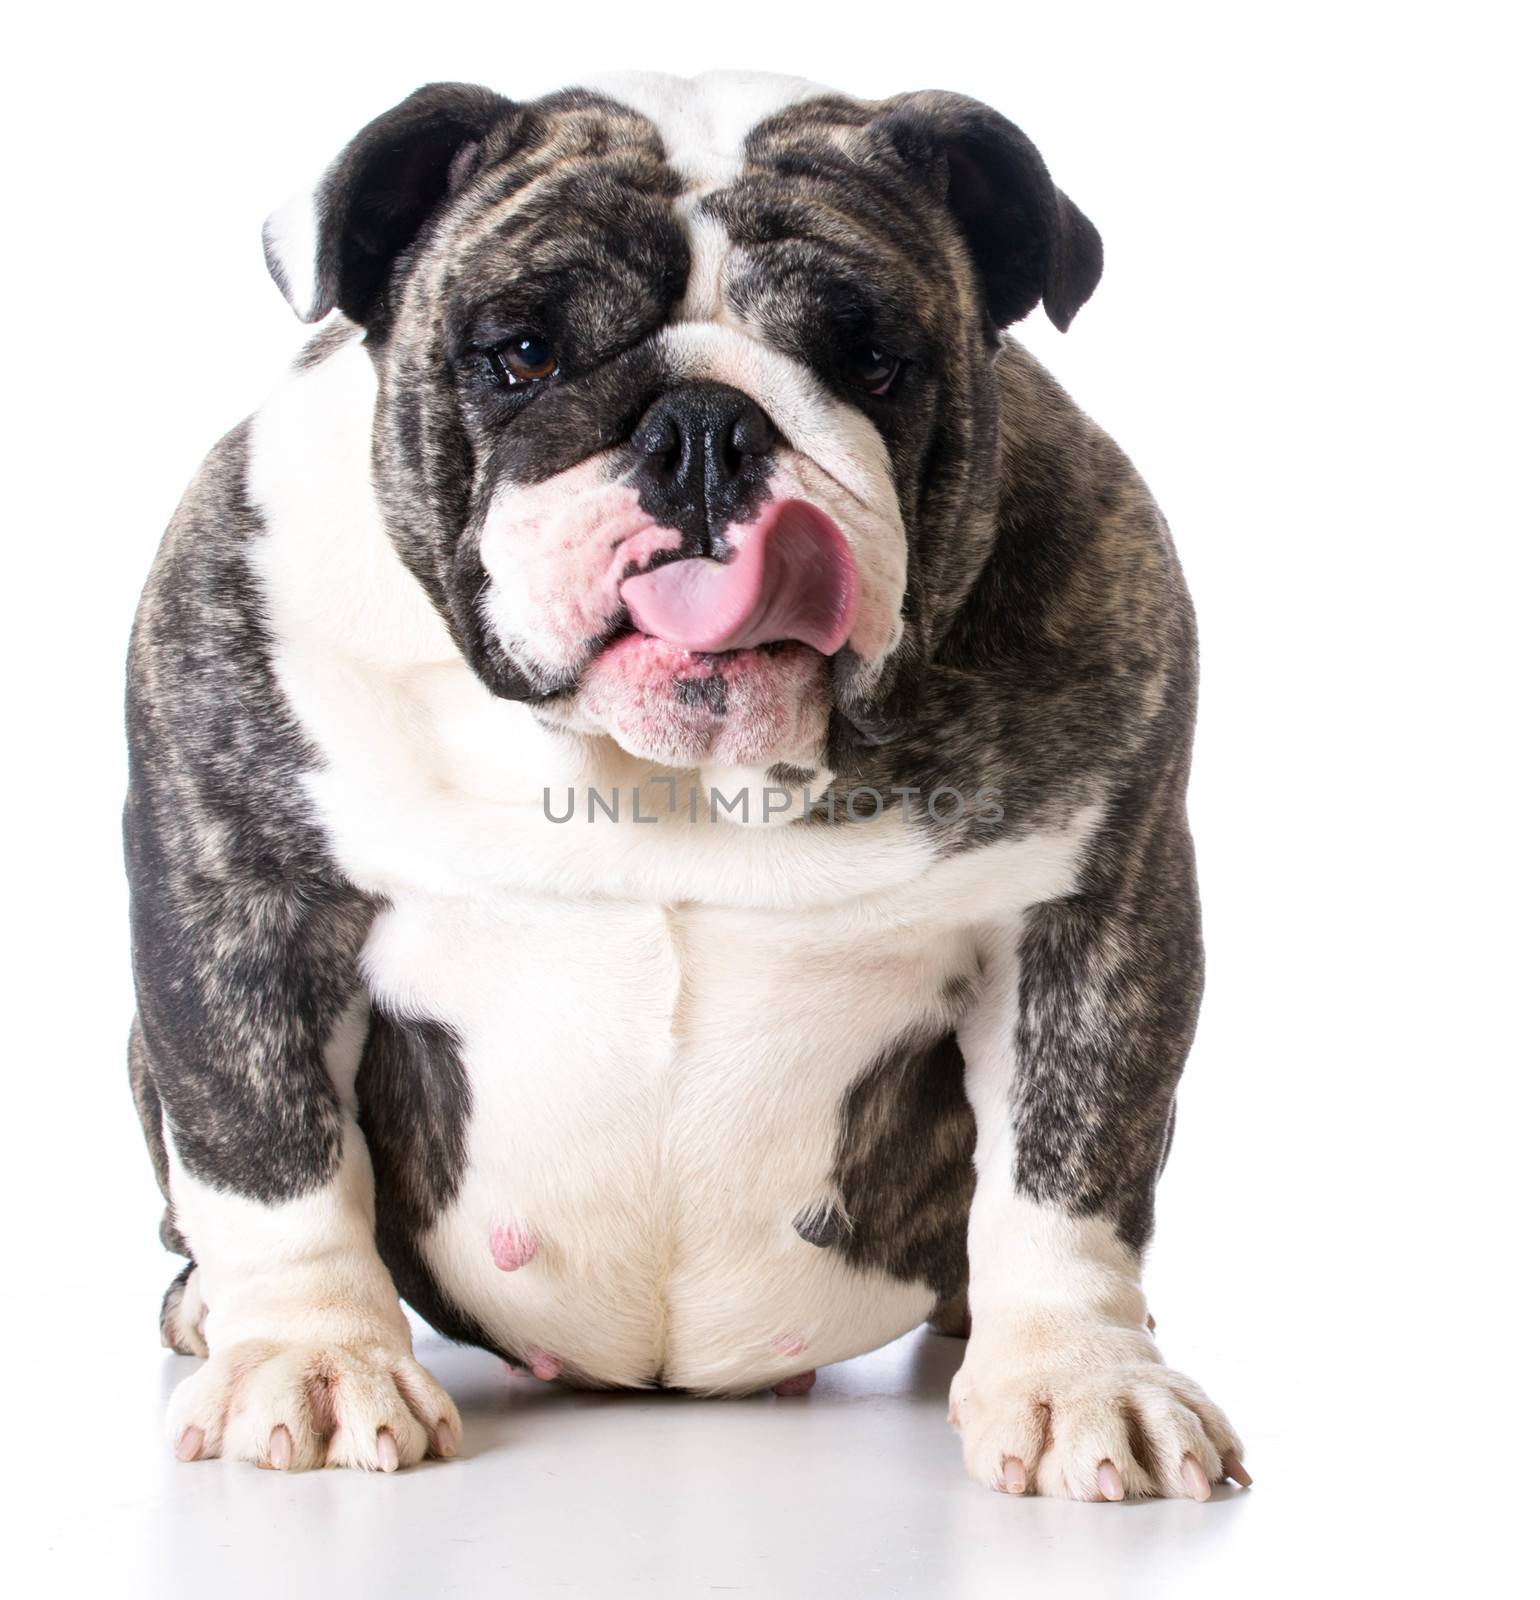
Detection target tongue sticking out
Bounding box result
[619,499,857,656]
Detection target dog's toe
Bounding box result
[167,1340,460,1472]
[949,1347,1243,1501]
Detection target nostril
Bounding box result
[731,405,774,459]
[634,412,682,463]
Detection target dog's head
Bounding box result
[265,72,1100,773]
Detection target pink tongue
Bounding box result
[619,499,857,656]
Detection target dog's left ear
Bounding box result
[263,82,521,326]
[865,91,1102,333]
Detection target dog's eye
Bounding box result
[852,347,902,396]
[491,334,559,385]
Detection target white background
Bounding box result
[4,2,1535,1594]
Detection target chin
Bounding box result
[563,634,833,770]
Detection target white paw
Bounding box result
[167,1340,461,1472]
[949,1333,1246,1501]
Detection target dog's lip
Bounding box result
[597,630,804,663]
[616,500,858,656]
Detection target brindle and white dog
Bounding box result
[126,70,1248,1500]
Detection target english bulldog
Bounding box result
[126,69,1248,1500]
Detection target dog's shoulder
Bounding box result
[995,339,1189,661]
[952,341,1194,748]
[129,417,269,727]
[125,401,347,888]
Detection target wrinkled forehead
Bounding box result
[429,73,948,340]
[587,69,835,190]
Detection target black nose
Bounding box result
[629,382,777,557]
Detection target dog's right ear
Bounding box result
[263,82,520,326]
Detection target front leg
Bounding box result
[127,764,459,1473]
[951,820,1246,1501]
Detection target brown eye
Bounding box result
[853,347,902,396]
[492,334,558,385]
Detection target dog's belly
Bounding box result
[362,888,965,1391]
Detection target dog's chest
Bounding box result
[362,884,962,1391]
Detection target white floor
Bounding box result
[15,1288,1517,1599]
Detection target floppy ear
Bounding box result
[865,91,1103,332]
[263,82,519,325]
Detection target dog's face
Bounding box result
[265,73,1101,772]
